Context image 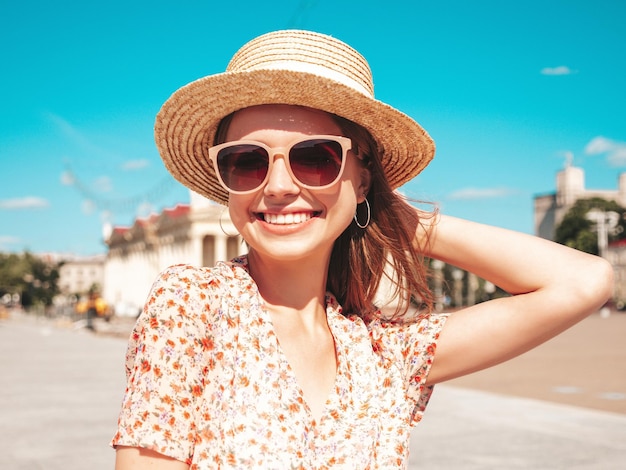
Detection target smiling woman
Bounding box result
[111,29,613,470]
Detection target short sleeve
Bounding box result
[110,265,217,462]
[368,313,448,425]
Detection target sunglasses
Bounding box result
[208,135,360,194]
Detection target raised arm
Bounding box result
[421,213,613,385]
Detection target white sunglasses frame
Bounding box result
[208,134,361,194]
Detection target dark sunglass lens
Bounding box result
[217,144,269,191]
[290,139,343,186]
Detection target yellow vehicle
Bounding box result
[75,295,112,320]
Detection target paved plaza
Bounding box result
[1,310,625,469]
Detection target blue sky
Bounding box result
[1,0,625,256]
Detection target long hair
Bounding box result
[328,115,435,322]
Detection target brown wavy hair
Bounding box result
[328,115,435,322]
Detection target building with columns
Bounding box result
[102,191,244,317]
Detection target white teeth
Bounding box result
[264,213,312,225]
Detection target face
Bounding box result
[224,104,371,265]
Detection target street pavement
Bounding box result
[1,311,625,470]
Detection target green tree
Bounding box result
[555,198,626,255]
[0,252,60,308]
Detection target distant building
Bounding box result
[58,254,106,296]
[102,191,244,317]
[534,163,626,240]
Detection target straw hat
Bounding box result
[155,29,435,205]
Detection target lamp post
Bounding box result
[586,210,619,258]
[432,260,445,312]
[452,269,464,308]
[483,281,496,301]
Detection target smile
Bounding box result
[258,212,320,225]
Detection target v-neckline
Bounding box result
[262,298,341,425]
[232,256,342,425]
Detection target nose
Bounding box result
[263,154,300,198]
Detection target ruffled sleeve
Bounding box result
[367,312,448,425]
[111,264,221,463]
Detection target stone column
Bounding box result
[190,234,203,266]
[214,234,228,263]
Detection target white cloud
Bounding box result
[0,235,20,247]
[607,148,626,167]
[540,66,576,76]
[121,159,150,171]
[585,136,626,167]
[585,136,614,154]
[448,187,516,200]
[0,197,49,210]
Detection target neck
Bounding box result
[247,249,330,323]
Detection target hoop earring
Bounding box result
[354,198,371,229]
[219,208,239,237]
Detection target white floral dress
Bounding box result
[111,256,448,469]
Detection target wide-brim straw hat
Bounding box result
[155,29,435,205]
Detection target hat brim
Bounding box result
[155,69,435,205]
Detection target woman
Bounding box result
[112,30,612,469]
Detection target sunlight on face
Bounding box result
[224,105,369,264]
